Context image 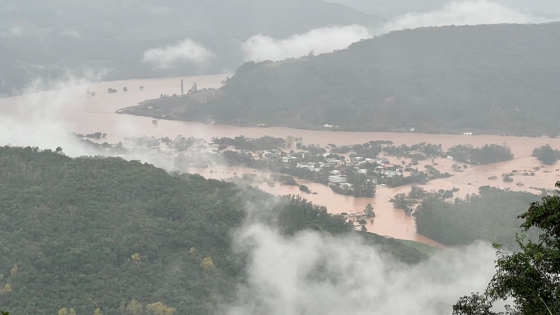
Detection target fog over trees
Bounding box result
[2,0,560,314]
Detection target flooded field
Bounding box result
[1,75,559,246]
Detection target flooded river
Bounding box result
[1,75,559,247]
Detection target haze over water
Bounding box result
[1,75,558,247]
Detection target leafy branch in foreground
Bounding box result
[453,182,560,315]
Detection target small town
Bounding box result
[81,133,462,199]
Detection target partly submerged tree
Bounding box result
[532,145,559,165]
[364,203,376,218]
[453,182,560,315]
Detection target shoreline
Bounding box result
[119,95,557,138]
[2,75,559,248]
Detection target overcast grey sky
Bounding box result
[328,0,560,20]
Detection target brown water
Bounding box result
[2,75,559,247]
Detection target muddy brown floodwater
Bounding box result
[1,75,559,247]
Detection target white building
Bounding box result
[328,175,347,184]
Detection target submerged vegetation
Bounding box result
[446,144,513,165]
[414,187,542,248]
[532,145,560,165]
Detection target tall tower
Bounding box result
[181,79,184,96]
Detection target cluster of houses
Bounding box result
[290,153,406,184]
[104,135,418,197]
[116,137,408,186]
[280,153,405,188]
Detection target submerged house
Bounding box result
[328,175,347,184]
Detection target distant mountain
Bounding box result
[0,0,381,96]
[184,22,560,136]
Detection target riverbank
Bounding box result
[120,94,555,137]
[1,75,559,247]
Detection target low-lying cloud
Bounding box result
[381,0,545,33]
[142,39,213,69]
[241,1,548,63]
[60,28,82,39]
[225,222,497,315]
[1,26,24,38]
[0,79,98,156]
[242,25,371,62]
[0,74,224,172]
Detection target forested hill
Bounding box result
[202,22,560,135]
[0,147,424,315]
[0,0,379,96]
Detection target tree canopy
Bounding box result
[188,23,560,135]
[0,146,424,315]
[414,187,542,248]
[453,182,560,315]
[532,145,559,165]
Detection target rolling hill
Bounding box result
[185,22,560,136]
[0,146,424,315]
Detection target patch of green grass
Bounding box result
[398,239,440,255]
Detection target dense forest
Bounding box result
[446,144,513,165]
[0,146,424,315]
[414,187,543,248]
[169,22,560,135]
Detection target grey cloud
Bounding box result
[381,0,546,33]
[142,39,214,69]
[60,29,82,39]
[1,26,24,38]
[328,0,560,20]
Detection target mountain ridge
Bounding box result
[180,22,560,135]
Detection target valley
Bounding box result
[1,76,558,247]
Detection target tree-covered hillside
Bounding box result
[192,23,560,135]
[0,146,423,315]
